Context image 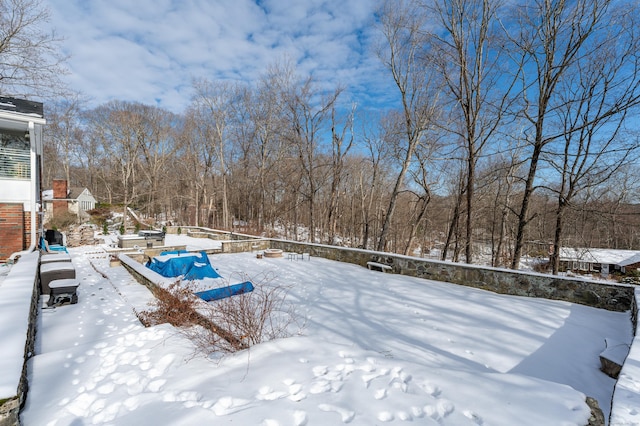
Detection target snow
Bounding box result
[18,234,636,425]
[610,287,640,426]
[0,251,39,400]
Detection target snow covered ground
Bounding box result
[20,234,634,425]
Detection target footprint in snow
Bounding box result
[147,379,166,392]
[463,409,484,424]
[211,396,253,416]
[357,362,376,373]
[422,382,441,397]
[424,404,438,419]
[318,403,355,423]
[312,365,328,377]
[289,391,307,402]
[437,399,455,417]
[410,406,425,417]
[374,388,387,400]
[330,381,343,392]
[293,410,308,426]
[309,379,332,394]
[256,386,288,401]
[96,382,115,395]
[361,369,389,388]
[377,411,394,422]
[397,410,413,421]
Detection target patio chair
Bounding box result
[39,236,68,254]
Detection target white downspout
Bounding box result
[9,122,39,262]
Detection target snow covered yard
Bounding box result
[20,235,633,425]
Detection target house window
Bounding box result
[0,130,30,179]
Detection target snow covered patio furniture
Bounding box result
[367,261,392,272]
[39,253,72,264]
[287,252,310,261]
[47,279,80,306]
[118,230,165,248]
[39,262,76,294]
[39,236,68,254]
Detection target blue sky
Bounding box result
[45,0,392,113]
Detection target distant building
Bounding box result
[558,247,640,276]
[0,97,46,261]
[42,179,97,223]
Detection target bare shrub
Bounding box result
[140,273,302,355]
[138,281,201,327]
[45,211,78,231]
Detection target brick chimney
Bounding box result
[52,179,68,215]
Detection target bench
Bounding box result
[288,252,311,261]
[367,261,392,272]
[47,279,80,306]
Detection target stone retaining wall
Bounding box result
[166,226,261,242]
[221,239,269,253]
[269,239,634,312]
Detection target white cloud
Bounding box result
[44,0,392,112]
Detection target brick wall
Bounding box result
[0,203,25,260]
[24,211,33,248]
[52,179,67,215]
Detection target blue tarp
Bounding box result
[194,281,255,301]
[146,251,221,280]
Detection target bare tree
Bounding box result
[403,140,438,255]
[44,94,86,186]
[358,114,391,249]
[179,106,217,227]
[86,101,145,230]
[282,76,341,243]
[428,0,516,263]
[546,13,640,273]
[441,160,466,261]
[246,65,289,231]
[133,104,177,221]
[376,0,442,252]
[0,0,67,97]
[190,80,245,230]
[327,103,355,244]
[507,0,640,269]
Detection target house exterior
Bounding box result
[42,179,97,223]
[618,253,640,273]
[558,247,640,276]
[0,97,46,262]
